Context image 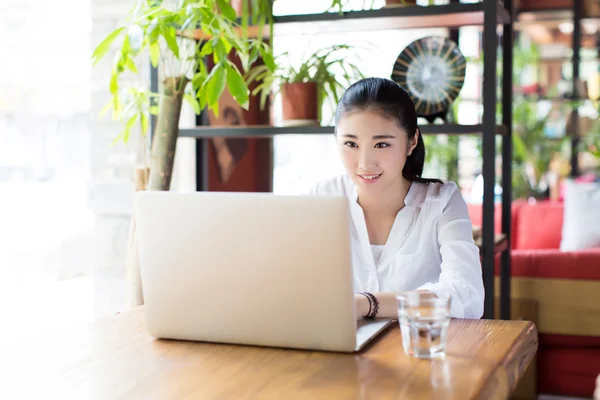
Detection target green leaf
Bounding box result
[249,45,259,65]
[111,131,125,147]
[241,0,249,38]
[149,105,159,115]
[246,64,269,83]
[327,78,339,104]
[199,59,208,78]
[124,115,137,143]
[220,37,233,54]
[92,27,125,65]
[112,95,121,119]
[184,93,201,115]
[199,40,213,57]
[192,72,205,88]
[251,0,259,25]
[126,115,137,130]
[207,64,226,113]
[110,73,119,95]
[214,40,227,64]
[161,26,179,58]
[226,63,249,109]
[99,98,113,119]
[238,51,249,73]
[121,33,131,57]
[140,113,149,136]
[148,19,160,44]
[198,84,208,111]
[150,42,160,67]
[259,46,276,71]
[125,57,138,73]
[217,0,237,21]
[192,60,208,89]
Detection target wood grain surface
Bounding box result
[0,307,537,400]
[496,276,600,336]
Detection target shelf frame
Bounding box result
[273,1,511,33]
[150,0,514,321]
[178,124,509,138]
[183,1,512,40]
[571,0,583,177]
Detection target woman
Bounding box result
[309,77,484,319]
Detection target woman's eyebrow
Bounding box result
[373,134,396,139]
[340,134,397,139]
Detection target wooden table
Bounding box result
[1,307,537,400]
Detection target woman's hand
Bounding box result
[355,293,369,319]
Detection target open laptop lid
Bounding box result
[135,191,358,352]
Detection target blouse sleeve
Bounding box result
[416,183,485,319]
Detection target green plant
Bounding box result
[92,0,274,190]
[487,37,572,199]
[581,130,600,159]
[248,44,364,121]
[91,0,274,308]
[579,111,600,172]
[511,99,570,198]
[580,101,600,161]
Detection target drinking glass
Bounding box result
[396,291,452,359]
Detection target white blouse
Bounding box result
[308,174,484,319]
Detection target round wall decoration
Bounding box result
[392,36,466,123]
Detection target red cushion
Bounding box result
[467,200,525,249]
[538,344,600,397]
[514,201,564,250]
[496,249,600,280]
[466,203,503,234]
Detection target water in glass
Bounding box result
[397,291,451,359]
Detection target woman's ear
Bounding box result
[407,129,419,156]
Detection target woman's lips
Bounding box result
[357,173,382,184]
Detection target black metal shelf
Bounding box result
[184,1,512,40]
[179,124,508,138]
[272,1,511,35]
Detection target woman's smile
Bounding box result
[357,173,382,184]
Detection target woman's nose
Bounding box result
[358,148,377,170]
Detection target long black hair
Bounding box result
[334,77,442,184]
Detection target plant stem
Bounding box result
[148,76,188,191]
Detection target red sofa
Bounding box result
[468,200,600,398]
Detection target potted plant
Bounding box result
[92,0,274,307]
[248,44,364,126]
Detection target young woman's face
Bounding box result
[336,110,418,194]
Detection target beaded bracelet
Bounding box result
[360,292,379,319]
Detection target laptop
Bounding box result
[135,191,393,353]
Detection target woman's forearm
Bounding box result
[355,291,436,319]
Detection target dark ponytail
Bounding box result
[335,77,442,184]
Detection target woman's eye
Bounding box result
[375,142,390,148]
[344,141,357,148]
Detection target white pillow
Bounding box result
[560,179,600,251]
